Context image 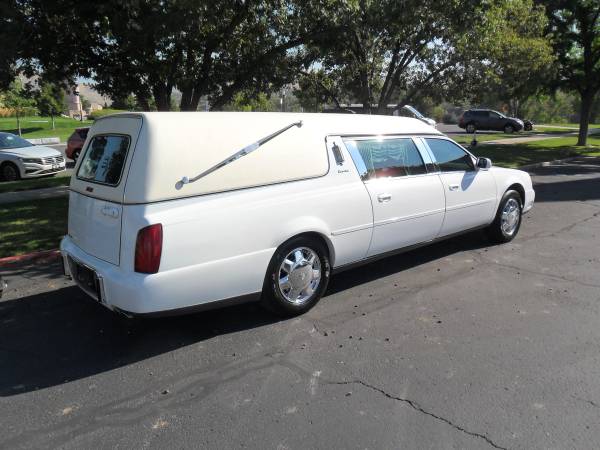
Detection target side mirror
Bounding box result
[476,157,492,170]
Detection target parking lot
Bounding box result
[1,157,600,449]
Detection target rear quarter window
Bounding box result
[77,134,130,186]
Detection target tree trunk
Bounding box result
[179,86,192,111]
[51,114,55,130]
[16,111,21,136]
[152,85,171,111]
[577,90,594,146]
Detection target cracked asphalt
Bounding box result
[1,157,600,449]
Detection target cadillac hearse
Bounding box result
[60,112,534,317]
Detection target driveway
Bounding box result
[1,158,600,449]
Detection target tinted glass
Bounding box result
[0,133,34,149]
[425,139,474,172]
[78,135,130,186]
[344,138,426,180]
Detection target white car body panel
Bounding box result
[60,112,534,316]
[0,143,66,178]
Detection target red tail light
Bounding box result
[135,224,162,273]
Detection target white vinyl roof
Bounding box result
[92,112,441,203]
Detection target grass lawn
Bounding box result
[471,135,600,168]
[453,133,523,145]
[0,197,68,257]
[0,172,71,194]
[0,115,93,142]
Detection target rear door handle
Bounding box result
[377,193,392,202]
[448,184,460,191]
[101,205,120,218]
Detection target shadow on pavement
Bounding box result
[2,159,599,396]
[530,157,600,203]
[0,230,492,397]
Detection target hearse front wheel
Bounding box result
[262,236,330,316]
[487,190,523,243]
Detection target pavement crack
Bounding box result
[327,379,508,450]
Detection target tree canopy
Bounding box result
[0,0,559,117]
[543,0,600,145]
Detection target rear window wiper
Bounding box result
[179,120,303,186]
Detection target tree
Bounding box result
[36,82,66,129]
[469,0,554,117]
[297,0,551,115]
[15,0,317,111]
[3,80,36,136]
[544,0,600,145]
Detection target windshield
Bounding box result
[403,105,425,119]
[0,133,34,149]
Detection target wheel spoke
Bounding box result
[279,275,292,292]
[294,250,304,264]
[281,259,294,274]
[302,283,315,297]
[288,286,302,301]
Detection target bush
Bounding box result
[88,109,127,120]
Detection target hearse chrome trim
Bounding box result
[180,120,303,186]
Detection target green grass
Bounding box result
[0,172,71,194]
[0,197,68,257]
[452,133,520,144]
[537,122,600,129]
[471,135,600,168]
[0,116,93,142]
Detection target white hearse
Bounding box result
[60,112,534,317]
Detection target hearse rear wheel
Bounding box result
[487,190,522,243]
[262,236,330,316]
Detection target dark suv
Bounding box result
[459,109,524,133]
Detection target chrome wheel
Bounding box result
[501,198,520,235]
[466,123,476,133]
[278,247,322,305]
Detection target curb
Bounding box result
[27,137,61,145]
[519,155,584,170]
[0,249,61,269]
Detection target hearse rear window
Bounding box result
[77,135,130,186]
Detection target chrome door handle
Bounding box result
[377,193,392,202]
[448,184,460,191]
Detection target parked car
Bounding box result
[459,109,524,133]
[66,127,90,161]
[0,132,66,181]
[61,112,534,318]
[396,105,437,128]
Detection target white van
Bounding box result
[60,112,534,317]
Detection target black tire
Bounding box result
[487,190,523,243]
[524,122,533,132]
[504,124,515,134]
[1,162,20,182]
[466,123,476,134]
[261,236,331,316]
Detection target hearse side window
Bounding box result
[425,138,474,172]
[77,135,131,186]
[344,138,426,180]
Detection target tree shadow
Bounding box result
[3,127,44,135]
[529,157,600,202]
[2,159,599,396]
[0,230,494,397]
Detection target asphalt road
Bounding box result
[2,158,600,449]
